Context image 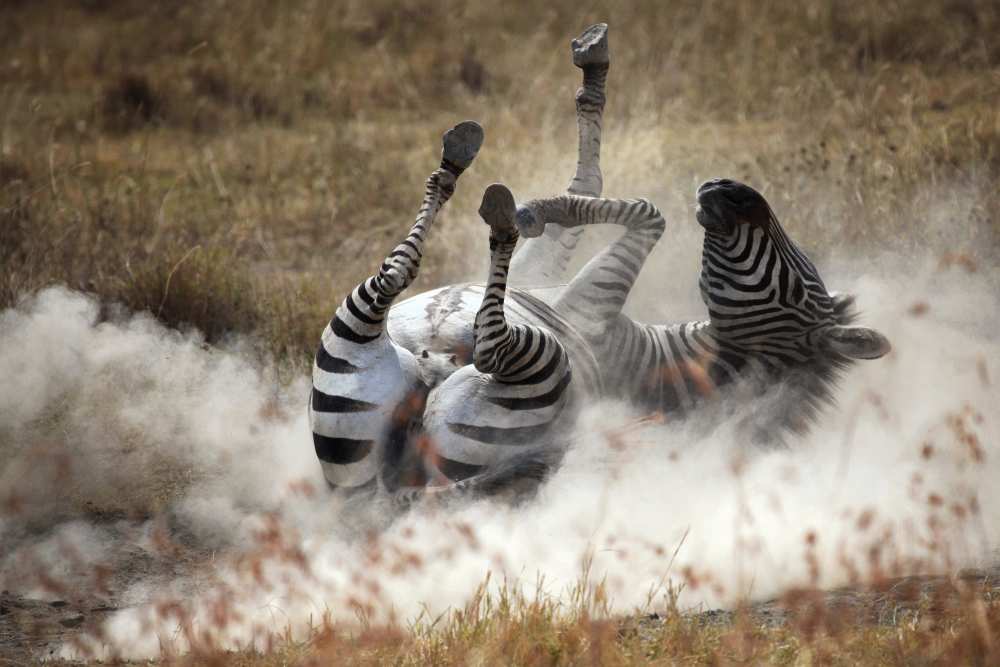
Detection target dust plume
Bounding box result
[1,223,997,659]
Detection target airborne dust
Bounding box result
[1,172,998,658]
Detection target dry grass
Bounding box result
[44,570,1000,665]
[2,0,1000,663]
[3,0,998,370]
[215,581,1000,666]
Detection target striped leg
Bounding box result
[515,195,666,341]
[421,184,574,486]
[310,121,484,494]
[474,185,570,384]
[567,23,609,197]
[509,23,609,287]
[330,121,484,342]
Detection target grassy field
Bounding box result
[3,0,998,369]
[2,0,1000,663]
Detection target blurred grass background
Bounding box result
[1,0,997,369]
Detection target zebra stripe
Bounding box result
[417,184,584,478]
[309,120,484,492]
[510,182,882,435]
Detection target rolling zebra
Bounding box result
[311,23,891,503]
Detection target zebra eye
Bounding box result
[421,350,429,359]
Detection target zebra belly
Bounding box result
[386,284,569,389]
[384,284,602,482]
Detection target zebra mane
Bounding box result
[831,291,861,325]
[784,291,864,430]
[717,290,864,440]
[783,348,857,433]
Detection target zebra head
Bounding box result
[696,178,890,363]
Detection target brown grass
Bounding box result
[45,571,1000,665]
[3,0,998,371]
[2,0,999,662]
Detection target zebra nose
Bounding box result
[698,178,734,194]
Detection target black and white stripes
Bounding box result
[508,22,609,288]
[510,179,891,433]
[308,22,891,505]
[417,185,586,483]
[309,121,483,493]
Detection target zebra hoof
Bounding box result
[442,121,485,171]
[478,183,518,239]
[514,205,544,238]
[571,23,609,68]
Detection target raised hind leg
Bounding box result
[421,184,575,486]
[515,194,666,343]
[310,121,484,493]
[509,23,609,287]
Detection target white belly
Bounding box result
[386,283,567,388]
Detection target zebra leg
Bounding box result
[311,121,484,494]
[474,184,572,386]
[324,121,483,344]
[419,184,575,490]
[514,195,666,340]
[567,23,609,197]
[508,23,609,287]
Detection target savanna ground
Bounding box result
[2,0,1000,664]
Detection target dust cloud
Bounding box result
[1,219,998,658]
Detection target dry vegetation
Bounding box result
[2,0,1000,663]
[3,0,998,369]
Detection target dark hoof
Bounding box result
[571,23,609,68]
[442,121,485,170]
[515,205,544,238]
[478,183,517,238]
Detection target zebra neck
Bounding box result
[599,315,850,433]
[599,316,751,414]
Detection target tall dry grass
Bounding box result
[2,0,997,369]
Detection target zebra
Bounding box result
[311,23,891,503]
[316,175,891,502]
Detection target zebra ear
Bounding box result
[822,325,891,359]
